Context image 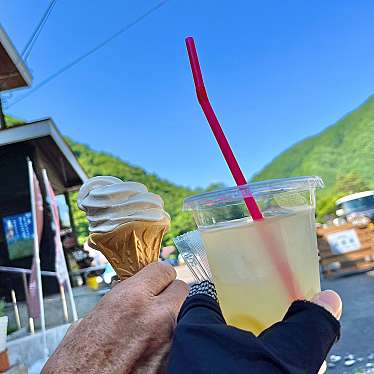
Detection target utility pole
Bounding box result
[0,96,6,130]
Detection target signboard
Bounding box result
[2,212,34,260]
[326,229,361,254]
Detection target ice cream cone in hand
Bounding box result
[89,219,169,279]
[78,176,170,280]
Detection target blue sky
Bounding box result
[2,0,374,188]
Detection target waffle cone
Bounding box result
[89,219,169,280]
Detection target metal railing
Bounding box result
[0,264,109,337]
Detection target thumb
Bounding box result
[311,290,342,320]
[258,292,341,373]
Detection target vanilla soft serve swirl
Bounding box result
[77,176,170,233]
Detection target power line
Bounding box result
[0,0,57,109]
[22,0,58,61]
[6,0,169,110]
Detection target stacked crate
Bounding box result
[318,223,374,278]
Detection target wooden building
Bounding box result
[0,25,88,300]
[0,119,87,299]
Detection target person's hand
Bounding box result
[42,262,189,374]
[311,290,342,319]
[310,290,342,374]
[167,283,342,374]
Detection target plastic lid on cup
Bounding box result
[183,176,324,211]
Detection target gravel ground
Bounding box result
[322,270,374,373]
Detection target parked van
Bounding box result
[336,191,374,223]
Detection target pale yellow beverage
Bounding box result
[200,207,321,335]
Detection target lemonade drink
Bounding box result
[184,176,323,335]
[200,207,320,335]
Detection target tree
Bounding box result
[317,172,370,221]
[66,138,199,246]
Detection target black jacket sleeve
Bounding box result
[167,295,340,374]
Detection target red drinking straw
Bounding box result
[185,37,263,220]
[185,36,302,300]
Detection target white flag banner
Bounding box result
[42,169,69,285]
[27,165,44,319]
[27,159,48,357]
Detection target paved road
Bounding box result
[322,271,374,372]
[175,264,195,283]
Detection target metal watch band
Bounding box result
[188,280,218,302]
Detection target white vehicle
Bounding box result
[336,191,374,223]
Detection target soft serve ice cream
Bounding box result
[78,176,170,279]
[77,176,170,233]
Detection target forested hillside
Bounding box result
[254,96,374,219]
[66,139,198,244]
[7,93,374,242]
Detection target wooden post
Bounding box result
[0,97,6,130]
[10,289,21,330]
[29,318,35,335]
[59,285,69,322]
[64,192,77,239]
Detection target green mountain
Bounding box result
[6,91,374,242]
[253,96,374,220]
[66,140,198,245]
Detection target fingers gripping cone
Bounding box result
[89,219,169,280]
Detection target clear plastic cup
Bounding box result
[184,176,323,335]
[174,230,213,282]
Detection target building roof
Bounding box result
[336,191,374,205]
[0,24,32,92]
[0,118,87,192]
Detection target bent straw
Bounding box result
[185,36,302,300]
[185,37,263,220]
